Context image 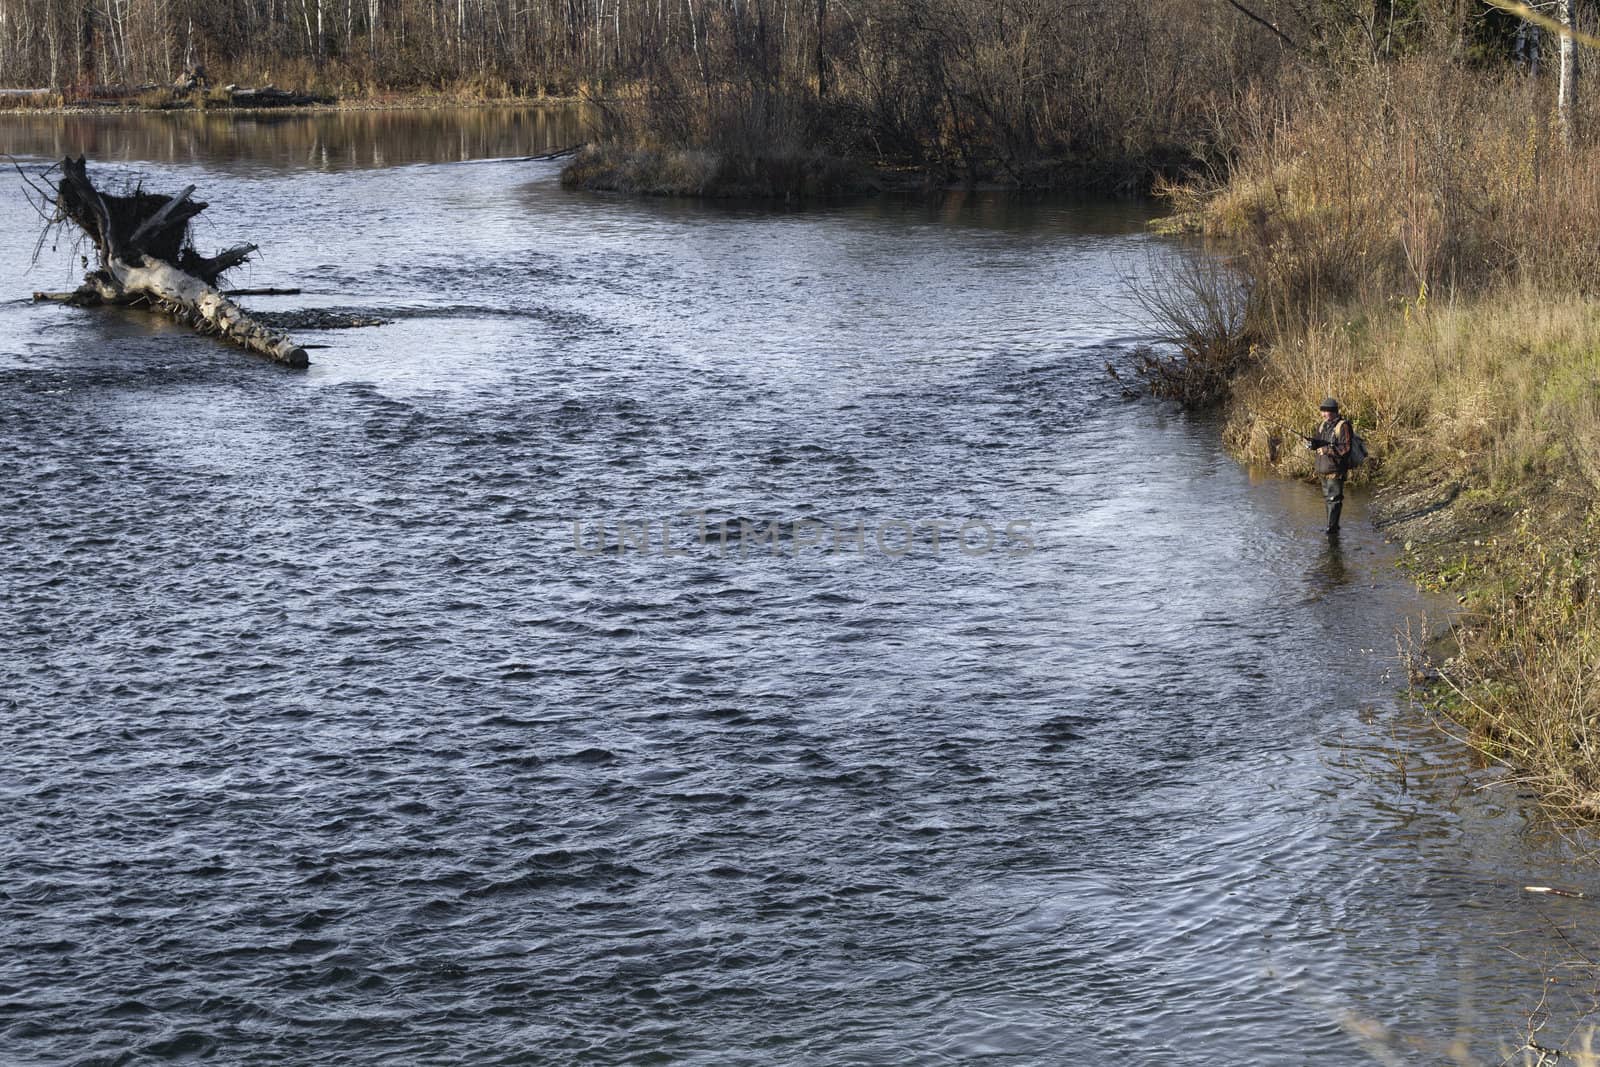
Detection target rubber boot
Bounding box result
[1323,476,1344,536]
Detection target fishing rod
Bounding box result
[1246,407,1324,445]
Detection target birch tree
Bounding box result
[1558,0,1576,145]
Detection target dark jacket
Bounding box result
[1315,416,1352,476]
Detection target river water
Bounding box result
[1,107,1596,1065]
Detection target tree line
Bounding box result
[0,1,1586,188]
[1,0,735,90]
[0,1,1557,92]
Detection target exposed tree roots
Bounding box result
[29,156,309,368]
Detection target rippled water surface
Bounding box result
[2,109,1597,1065]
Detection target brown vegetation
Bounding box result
[546,0,1566,197]
[1122,254,1256,407]
[1,1,1562,197]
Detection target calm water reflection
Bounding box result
[1,103,588,171]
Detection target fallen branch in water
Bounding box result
[528,143,585,160]
[452,143,588,165]
[26,156,309,367]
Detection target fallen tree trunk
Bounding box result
[30,156,309,368]
[225,85,322,107]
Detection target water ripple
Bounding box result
[0,115,1590,1067]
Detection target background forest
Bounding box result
[0,2,1583,188]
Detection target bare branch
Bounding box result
[1218,0,1304,51]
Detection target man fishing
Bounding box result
[1307,397,1353,536]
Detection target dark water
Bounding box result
[1,110,1596,1066]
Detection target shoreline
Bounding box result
[558,142,1160,201]
[1211,298,1600,820]
[0,93,585,118]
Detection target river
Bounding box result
[0,106,1594,1065]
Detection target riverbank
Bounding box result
[556,140,1177,199]
[558,142,876,200]
[1156,59,1600,819]
[1219,296,1599,806]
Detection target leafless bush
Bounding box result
[1120,252,1256,407]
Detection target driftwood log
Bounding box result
[31,157,308,368]
[224,84,321,107]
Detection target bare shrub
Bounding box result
[1121,252,1256,407]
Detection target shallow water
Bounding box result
[1,109,1596,1065]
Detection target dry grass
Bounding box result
[1222,294,1600,814]
[0,90,65,110]
[1172,61,1600,322]
[561,143,720,195]
[560,141,870,199]
[1227,293,1600,490]
[133,87,185,110]
[1444,533,1600,820]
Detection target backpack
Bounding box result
[1341,418,1369,469]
